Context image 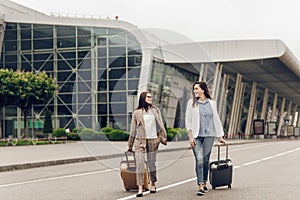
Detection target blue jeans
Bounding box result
[192,136,215,185]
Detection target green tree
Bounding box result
[14,71,56,138]
[0,69,17,138]
[43,109,53,134]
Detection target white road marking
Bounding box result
[117,145,300,200]
[117,177,197,200]
[0,168,117,189]
[0,142,299,199]
[241,160,261,166]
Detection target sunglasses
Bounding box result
[146,95,152,99]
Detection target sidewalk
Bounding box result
[0,139,267,172]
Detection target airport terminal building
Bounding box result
[1,0,299,138]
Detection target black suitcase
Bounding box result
[209,144,233,189]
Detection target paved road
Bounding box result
[0,140,300,199]
[0,139,255,171]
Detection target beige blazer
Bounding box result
[128,105,167,149]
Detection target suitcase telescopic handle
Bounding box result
[125,151,136,168]
[217,144,229,163]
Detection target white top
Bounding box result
[143,110,157,139]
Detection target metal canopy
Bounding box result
[222,58,300,106]
[164,39,300,108]
[200,40,300,107]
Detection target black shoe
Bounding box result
[136,193,143,197]
[196,189,204,196]
[203,186,209,193]
[150,187,156,193]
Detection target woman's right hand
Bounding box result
[218,137,226,145]
[127,147,133,152]
[188,130,195,148]
[189,139,196,148]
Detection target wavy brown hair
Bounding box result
[136,91,152,112]
[192,81,212,107]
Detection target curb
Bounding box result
[0,139,282,172]
[0,147,189,172]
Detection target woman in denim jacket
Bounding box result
[185,81,226,196]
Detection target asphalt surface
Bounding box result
[0,137,290,172]
[1,138,300,200]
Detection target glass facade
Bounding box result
[148,60,198,128]
[0,20,210,138]
[0,22,142,136]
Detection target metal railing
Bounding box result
[50,12,116,20]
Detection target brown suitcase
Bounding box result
[120,151,149,191]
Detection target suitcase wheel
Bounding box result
[212,186,216,190]
[126,189,130,191]
[228,185,231,189]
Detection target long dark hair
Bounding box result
[136,91,152,112]
[192,81,212,107]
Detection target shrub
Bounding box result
[167,128,177,141]
[166,128,189,141]
[95,132,109,141]
[79,128,96,140]
[43,109,53,134]
[53,128,67,137]
[109,130,129,141]
[73,127,84,134]
[123,132,129,141]
[101,127,115,138]
[101,127,114,133]
[67,132,80,140]
[17,140,31,146]
[177,128,189,141]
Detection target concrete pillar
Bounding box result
[219,74,229,124]
[198,63,204,81]
[296,106,299,127]
[212,63,219,99]
[253,89,259,120]
[53,26,59,129]
[198,63,208,82]
[138,48,153,92]
[271,93,278,122]
[16,24,22,137]
[245,82,257,137]
[228,74,242,138]
[287,101,292,123]
[91,33,97,131]
[236,83,246,138]
[212,63,223,101]
[261,88,269,121]
[297,109,300,127]
[231,79,244,138]
[233,83,246,138]
[291,104,297,126]
[0,18,5,56]
[277,97,286,136]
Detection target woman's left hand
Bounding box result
[218,137,226,145]
[160,137,167,145]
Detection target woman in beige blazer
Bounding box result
[127,91,167,197]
